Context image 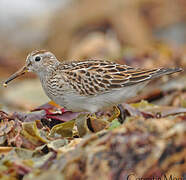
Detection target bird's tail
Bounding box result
[151,67,183,79]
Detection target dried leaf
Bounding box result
[20,122,48,149]
[49,120,75,138]
[0,120,14,136]
[108,106,121,122]
[0,147,13,155]
[25,170,64,180]
[75,114,90,137]
[122,103,142,117]
[12,110,46,122]
[89,117,109,132]
[144,106,186,118]
[34,101,81,122]
[47,139,68,151]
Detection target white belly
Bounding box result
[49,83,147,113]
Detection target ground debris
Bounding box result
[0,101,185,179]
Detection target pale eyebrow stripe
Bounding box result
[31,50,48,56]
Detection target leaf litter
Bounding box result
[0,96,185,180]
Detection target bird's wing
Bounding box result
[59,60,173,96]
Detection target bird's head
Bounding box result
[26,50,58,73]
[3,50,59,86]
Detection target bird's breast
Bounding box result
[39,75,75,107]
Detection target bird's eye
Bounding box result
[35,56,41,62]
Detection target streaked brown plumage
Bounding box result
[56,60,179,96]
[4,50,182,112]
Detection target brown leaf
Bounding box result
[88,117,109,133]
[20,122,48,149]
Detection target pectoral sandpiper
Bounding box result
[4,50,182,113]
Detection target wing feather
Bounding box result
[58,60,181,96]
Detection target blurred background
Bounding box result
[0,0,186,112]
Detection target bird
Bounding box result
[4,50,182,113]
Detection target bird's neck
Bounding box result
[37,63,59,83]
[38,61,60,77]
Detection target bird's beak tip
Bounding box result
[3,65,28,86]
[3,83,7,87]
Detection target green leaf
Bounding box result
[108,119,121,130]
